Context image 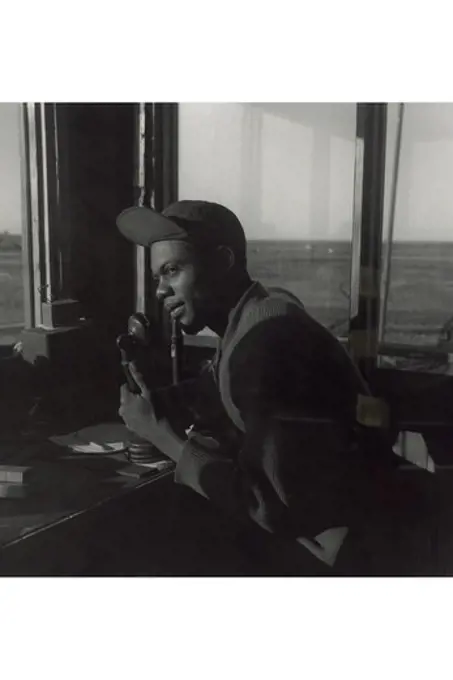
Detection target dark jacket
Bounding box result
[169,281,397,549]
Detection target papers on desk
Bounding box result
[49,423,130,454]
[49,423,174,478]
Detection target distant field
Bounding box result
[2,239,453,347]
[247,240,453,345]
[0,251,24,333]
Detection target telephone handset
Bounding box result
[117,313,153,394]
[117,311,183,394]
[116,310,183,464]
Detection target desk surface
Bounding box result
[0,429,174,553]
[2,415,453,576]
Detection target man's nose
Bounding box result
[155,279,172,301]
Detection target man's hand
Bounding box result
[118,362,184,462]
[118,363,158,439]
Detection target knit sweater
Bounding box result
[171,281,386,549]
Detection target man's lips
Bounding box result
[171,305,185,319]
[164,301,185,319]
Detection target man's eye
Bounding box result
[165,266,179,276]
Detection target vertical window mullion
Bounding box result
[134,103,178,319]
[20,103,82,330]
[23,103,45,326]
[348,103,387,382]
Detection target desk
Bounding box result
[3,425,453,576]
[0,429,258,576]
[0,432,178,575]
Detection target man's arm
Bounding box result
[121,313,357,541]
[119,340,311,537]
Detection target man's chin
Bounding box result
[181,317,205,335]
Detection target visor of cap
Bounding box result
[116,206,188,247]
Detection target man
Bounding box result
[116,200,402,575]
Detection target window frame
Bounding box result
[173,103,377,355]
[5,102,452,371]
[1,103,139,389]
[19,103,62,329]
[378,102,453,365]
[348,103,387,381]
[173,103,453,372]
[134,103,178,319]
[9,103,77,336]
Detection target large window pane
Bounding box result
[178,103,357,334]
[381,103,453,350]
[0,104,24,346]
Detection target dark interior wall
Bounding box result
[60,104,136,339]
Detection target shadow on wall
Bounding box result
[60,104,136,340]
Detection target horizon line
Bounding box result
[2,234,453,245]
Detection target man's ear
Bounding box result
[216,246,235,273]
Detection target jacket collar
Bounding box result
[221,280,268,351]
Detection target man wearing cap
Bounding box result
[116,200,400,575]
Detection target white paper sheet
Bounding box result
[49,423,130,454]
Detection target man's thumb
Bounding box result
[128,362,150,398]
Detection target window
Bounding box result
[178,103,357,335]
[380,103,453,355]
[0,104,136,373]
[0,103,24,347]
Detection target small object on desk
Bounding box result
[0,465,32,484]
[118,458,174,479]
[0,482,28,499]
[127,441,163,464]
[117,464,159,480]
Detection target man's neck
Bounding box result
[206,273,252,337]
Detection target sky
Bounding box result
[0,103,22,234]
[179,103,356,240]
[2,102,453,241]
[179,102,453,242]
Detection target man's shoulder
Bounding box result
[231,284,345,362]
[240,286,306,328]
[223,281,336,364]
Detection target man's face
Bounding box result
[151,240,213,334]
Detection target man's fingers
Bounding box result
[128,362,151,399]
